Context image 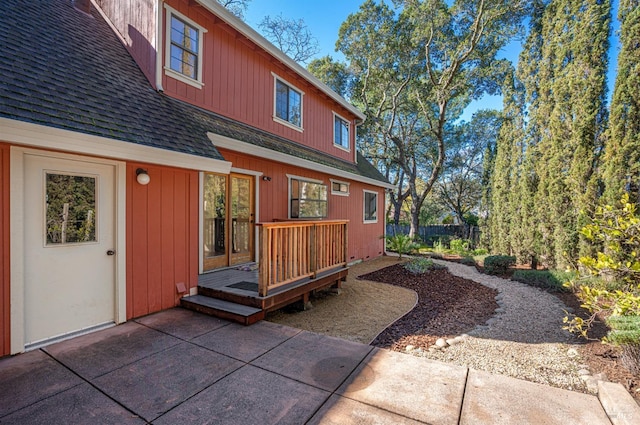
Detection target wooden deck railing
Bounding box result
[257,220,348,297]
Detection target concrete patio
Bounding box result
[0,308,637,424]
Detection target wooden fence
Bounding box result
[386,224,480,247]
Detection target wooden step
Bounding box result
[180,295,264,325]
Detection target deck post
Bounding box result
[310,224,317,278]
[343,221,348,267]
[258,225,269,297]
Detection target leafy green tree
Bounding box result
[338,0,527,237]
[437,110,501,225]
[337,0,422,230]
[307,56,352,98]
[602,0,640,204]
[400,0,527,236]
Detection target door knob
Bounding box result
[106,250,116,256]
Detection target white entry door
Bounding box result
[23,153,116,348]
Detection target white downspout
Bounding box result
[155,0,164,92]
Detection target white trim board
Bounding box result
[0,118,232,174]
[208,132,396,190]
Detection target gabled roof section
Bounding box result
[0,0,390,188]
[194,0,366,122]
[0,0,224,160]
[205,112,393,188]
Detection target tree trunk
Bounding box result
[409,201,420,239]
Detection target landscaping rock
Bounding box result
[435,338,448,348]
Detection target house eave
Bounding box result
[0,118,232,174]
[194,0,365,121]
[207,131,396,190]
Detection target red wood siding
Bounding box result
[162,0,358,163]
[95,0,158,88]
[219,149,385,263]
[126,163,199,319]
[0,144,9,356]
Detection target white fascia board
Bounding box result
[0,118,232,174]
[207,131,396,191]
[194,0,365,122]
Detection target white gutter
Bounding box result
[155,0,164,91]
[194,0,365,121]
[208,132,396,190]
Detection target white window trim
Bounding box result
[332,112,351,152]
[272,72,304,132]
[164,4,207,89]
[363,189,379,224]
[330,178,350,196]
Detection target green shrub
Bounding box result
[460,256,476,266]
[463,212,479,226]
[432,238,448,254]
[384,234,418,259]
[511,270,576,292]
[605,316,640,375]
[484,255,516,275]
[564,195,640,338]
[472,248,488,256]
[403,257,446,274]
[450,239,471,255]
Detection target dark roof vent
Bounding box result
[73,0,92,15]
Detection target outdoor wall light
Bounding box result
[262,176,272,181]
[136,168,150,185]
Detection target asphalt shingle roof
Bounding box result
[0,0,389,185]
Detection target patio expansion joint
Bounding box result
[148,360,248,423]
[133,316,234,344]
[238,326,304,364]
[153,325,307,421]
[456,367,471,425]
[39,349,143,422]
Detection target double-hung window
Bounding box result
[289,176,327,219]
[165,5,206,88]
[333,113,350,150]
[273,74,303,130]
[363,190,378,223]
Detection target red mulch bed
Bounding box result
[359,260,640,403]
[358,264,498,350]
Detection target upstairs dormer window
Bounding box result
[164,5,207,89]
[273,73,304,131]
[333,112,350,150]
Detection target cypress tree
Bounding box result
[479,135,496,249]
[513,0,546,264]
[531,0,610,268]
[603,0,640,204]
[488,69,523,256]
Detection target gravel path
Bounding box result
[410,260,592,392]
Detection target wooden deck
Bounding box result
[181,220,349,325]
[181,264,348,324]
